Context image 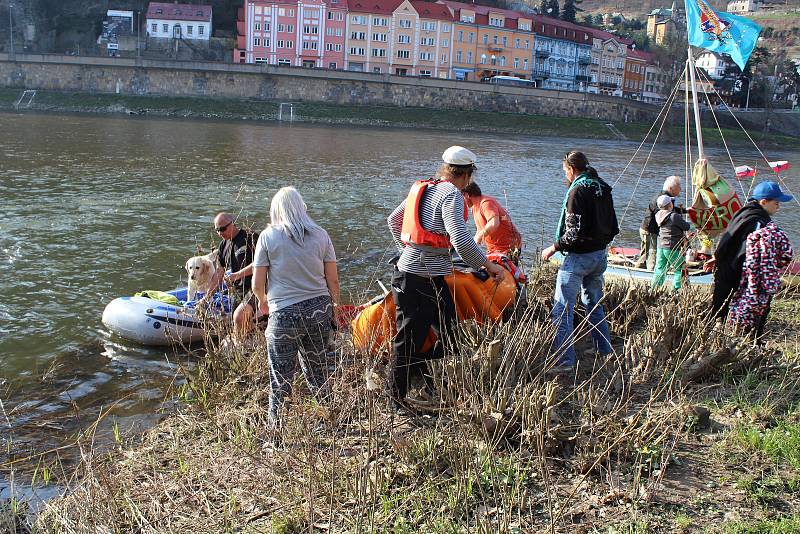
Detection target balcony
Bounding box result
[599,81,618,89]
[488,45,503,52]
[578,56,591,65]
[534,49,550,58]
[532,68,549,79]
[576,74,591,82]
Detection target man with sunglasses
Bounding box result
[211,212,261,339]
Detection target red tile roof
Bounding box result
[146,2,212,22]
[411,0,455,21]
[532,15,593,44]
[626,49,653,61]
[348,0,403,14]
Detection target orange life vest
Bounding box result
[400,179,468,249]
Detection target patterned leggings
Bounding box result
[266,295,335,428]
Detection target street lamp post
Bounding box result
[8,2,13,55]
[746,76,751,110]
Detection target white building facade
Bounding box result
[726,0,759,13]
[146,2,213,41]
[696,51,730,79]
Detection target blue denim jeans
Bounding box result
[552,249,613,366]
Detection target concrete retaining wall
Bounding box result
[0,53,660,124]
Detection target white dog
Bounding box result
[185,253,218,301]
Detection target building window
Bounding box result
[350,47,365,55]
[351,31,366,40]
[489,16,503,27]
[420,69,432,77]
[458,30,463,42]
[328,11,333,20]
[399,19,412,28]
[467,51,472,63]
[372,33,386,41]
[398,34,410,44]
[151,23,157,32]
[337,12,343,20]
[255,57,268,63]
[442,38,448,47]
[502,36,507,47]
[441,53,447,64]
[336,28,342,36]
[483,34,488,44]
[372,48,386,57]
[254,22,260,31]
[162,23,168,32]
[519,21,530,31]
[373,17,388,26]
[493,35,498,45]
[326,43,334,50]
[514,57,519,68]
[286,40,293,48]
[278,24,285,32]
[288,9,294,16]
[523,58,528,69]
[329,62,337,69]
[278,59,291,66]
[419,52,431,60]
[287,25,294,33]
[456,50,462,63]
[327,27,334,36]
[461,14,474,23]
[468,32,474,43]
[397,49,410,59]
[442,23,450,32]
[422,21,436,31]
[373,66,381,73]
[351,15,366,24]
[335,44,341,51]
[254,37,260,46]
[278,40,284,48]
[480,53,486,64]
[266,23,270,31]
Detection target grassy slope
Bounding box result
[1,88,798,148]
[14,266,800,533]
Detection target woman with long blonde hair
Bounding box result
[252,186,340,430]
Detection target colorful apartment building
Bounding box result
[623,49,649,99]
[589,30,629,96]
[531,15,592,91]
[442,1,532,81]
[643,62,668,104]
[344,0,396,73]
[234,0,348,68]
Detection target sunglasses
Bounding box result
[215,223,231,233]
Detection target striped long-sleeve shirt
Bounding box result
[388,180,488,277]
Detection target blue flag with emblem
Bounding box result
[685,0,762,70]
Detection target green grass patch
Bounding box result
[724,515,800,533]
[731,419,800,468]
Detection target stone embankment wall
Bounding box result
[0,53,659,123]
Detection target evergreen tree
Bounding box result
[582,13,595,26]
[546,0,559,18]
[562,0,577,23]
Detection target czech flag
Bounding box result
[735,165,756,179]
[769,160,791,173]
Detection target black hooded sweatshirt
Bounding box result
[714,200,771,283]
[555,175,619,254]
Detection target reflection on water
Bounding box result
[1,112,798,487]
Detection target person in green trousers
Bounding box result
[651,194,693,290]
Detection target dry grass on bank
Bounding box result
[19,265,800,533]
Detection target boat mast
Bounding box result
[687,46,705,160]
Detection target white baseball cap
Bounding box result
[442,146,477,166]
[656,194,674,209]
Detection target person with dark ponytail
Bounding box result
[541,151,619,371]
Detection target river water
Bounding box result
[1,112,799,495]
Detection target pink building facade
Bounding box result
[235,0,348,69]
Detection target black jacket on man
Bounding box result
[555,176,619,254]
[640,190,687,234]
